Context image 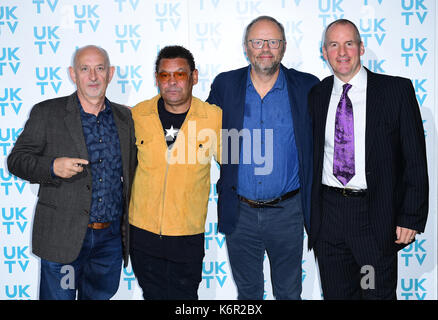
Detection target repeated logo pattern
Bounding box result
[0,0,435,300]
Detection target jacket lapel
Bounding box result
[111,102,130,182]
[364,68,381,164]
[233,67,248,132]
[316,76,334,177]
[64,93,89,160]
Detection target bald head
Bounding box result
[72,45,111,69]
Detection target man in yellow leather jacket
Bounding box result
[129,45,221,300]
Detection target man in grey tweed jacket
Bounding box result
[7,45,137,300]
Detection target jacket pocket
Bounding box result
[37,200,57,210]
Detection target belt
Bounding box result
[238,189,299,208]
[88,222,111,229]
[322,185,367,197]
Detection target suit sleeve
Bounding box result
[7,104,60,186]
[206,76,222,108]
[396,78,429,232]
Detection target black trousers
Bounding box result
[130,248,203,300]
[314,187,397,300]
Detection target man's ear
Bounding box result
[69,66,76,84]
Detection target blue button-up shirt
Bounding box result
[79,99,123,223]
[237,67,300,201]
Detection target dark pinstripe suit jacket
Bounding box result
[7,92,137,266]
[308,68,429,253]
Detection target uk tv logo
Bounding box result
[114,0,140,12]
[401,0,428,25]
[116,65,143,93]
[401,38,428,67]
[4,284,31,299]
[0,128,22,157]
[197,64,221,92]
[115,25,141,53]
[32,0,59,14]
[413,79,428,107]
[208,183,218,204]
[318,0,345,28]
[0,168,26,195]
[74,4,100,33]
[0,88,23,117]
[121,264,136,290]
[195,22,222,51]
[35,66,63,95]
[34,26,60,55]
[155,1,181,32]
[359,18,386,47]
[0,6,18,35]
[400,240,428,300]
[1,207,29,236]
[202,260,228,288]
[0,47,20,76]
[205,222,225,251]
[3,246,30,274]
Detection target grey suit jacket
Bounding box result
[7,92,137,266]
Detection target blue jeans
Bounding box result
[226,193,304,300]
[39,221,122,300]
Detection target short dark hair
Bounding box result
[155,45,196,73]
[243,16,286,45]
[323,19,362,48]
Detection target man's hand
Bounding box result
[53,157,89,178]
[395,226,417,244]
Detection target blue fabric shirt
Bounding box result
[237,67,300,200]
[79,99,123,223]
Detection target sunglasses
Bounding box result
[157,71,190,82]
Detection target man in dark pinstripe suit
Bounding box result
[308,19,428,299]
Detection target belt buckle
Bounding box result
[342,188,349,197]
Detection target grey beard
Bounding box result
[252,61,281,76]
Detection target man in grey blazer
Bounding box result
[7,45,137,300]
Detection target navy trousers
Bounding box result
[39,221,123,300]
[314,187,397,300]
[226,193,304,300]
[130,248,203,300]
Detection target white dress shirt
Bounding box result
[322,66,368,190]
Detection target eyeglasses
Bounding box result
[157,71,189,82]
[248,39,284,49]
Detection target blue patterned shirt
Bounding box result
[79,99,123,223]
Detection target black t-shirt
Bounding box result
[129,98,204,263]
[157,97,188,148]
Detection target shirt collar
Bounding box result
[333,66,367,93]
[78,97,112,117]
[246,65,285,91]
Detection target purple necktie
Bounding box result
[333,83,354,186]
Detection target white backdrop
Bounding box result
[0,0,436,300]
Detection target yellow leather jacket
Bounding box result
[129,95,221,236]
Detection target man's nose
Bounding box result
[262,40,270,49]
[339,45,346,55]
[89,69,97,80]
